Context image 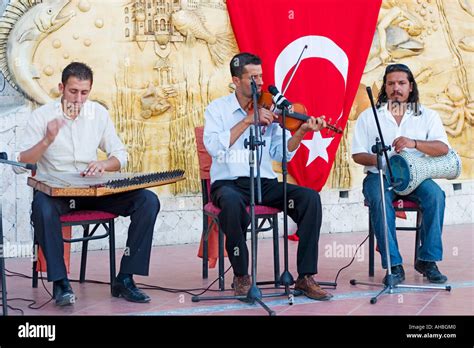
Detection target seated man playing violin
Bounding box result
[203,52,333,300]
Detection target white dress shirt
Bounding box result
[15,100,127,175]
[351,104,450,174]
[204,92,297,183]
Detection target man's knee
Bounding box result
[417,180,446,208]
[429,184,445,205]
[140,190,160,215]
[32,192,57,218]
[216,188,246,211]
[295,187,320,207]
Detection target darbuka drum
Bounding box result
[389,149,462,196]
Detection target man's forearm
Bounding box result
[352,153,377,166]
[19,137,51,164]
[229,118,251,147]
[288,128,306,152]
[415,140,449,157]
[103,156,121,171]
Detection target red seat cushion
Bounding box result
[204,202,280,216]
[60,210,118,223]
[364,199,420,209]
[393,199,419,209]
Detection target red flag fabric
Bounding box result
[227,0,381,191]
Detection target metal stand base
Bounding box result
[191,282,295,316]
[350,278,451,304]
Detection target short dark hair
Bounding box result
[376,63,420,115]
[230,53,262,78]
[61,62,93,85]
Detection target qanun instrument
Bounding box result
[28,170,185,197]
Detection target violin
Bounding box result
[247,91,343,135]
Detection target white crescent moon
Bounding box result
[274,35,349,120]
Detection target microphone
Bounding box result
[268,85,292,109]
[250,76,257,95]
[0,152,37,172]
[25,163,37,171]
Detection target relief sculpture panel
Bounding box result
[0,0,471,193]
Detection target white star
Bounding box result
[301,132,333,166]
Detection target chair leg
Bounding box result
[218,222,225,291]
[414,210,422,264]
[108,220,116,294]
[272,214,280,285]
[32,244,39,288]
[79,225,90,283]
[202,216,209,279]
[369,217,375,277]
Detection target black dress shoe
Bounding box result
[112,276,151,303]
[382,265,405,286]
[53,279,75,306]
[415,260,448,283]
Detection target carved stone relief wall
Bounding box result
[0,0,471,194]
[0,0,236,195]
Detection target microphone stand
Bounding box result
[349,88,451,304]
[242,77,274,313]
[277,103,295,296]
[0,153,37,316]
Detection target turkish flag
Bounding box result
[227,0,381,191]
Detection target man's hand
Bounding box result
[299,116,326,134]
[44,118,66,146]
[392,136,416,153]
[288,116,327,152]
[82,160,107,176]
[245,107,277,126]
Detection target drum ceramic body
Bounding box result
[389,149,462,195]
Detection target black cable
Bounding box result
[4,262,235,309]
[331,234,370,285]
[136,265,233,296]
[4,256,54,311]
[0,292,25,314]
[4,232,369,308]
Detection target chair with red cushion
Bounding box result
[195,126,281,291]
[32,210,118,293]
[367,198,422,277]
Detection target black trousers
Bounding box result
[211,177,322,277]
[32,189,160,282]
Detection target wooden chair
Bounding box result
[32,210,118,293]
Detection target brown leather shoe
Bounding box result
[233,275,251,297]
[295,275,333,301]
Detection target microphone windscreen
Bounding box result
[268,85,279,96]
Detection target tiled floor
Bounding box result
[2,223,473,316]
